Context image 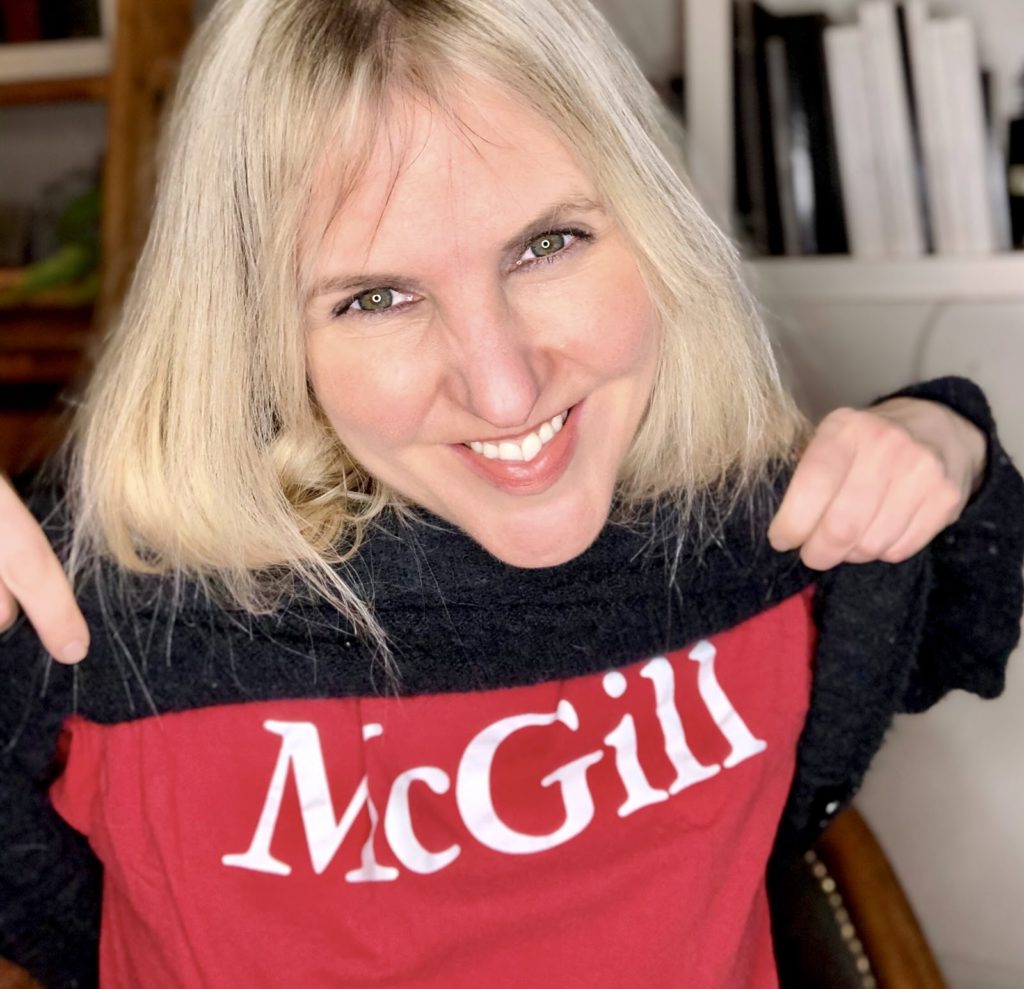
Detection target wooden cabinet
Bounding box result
[0,0,192,474]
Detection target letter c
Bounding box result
[384,767,461,875]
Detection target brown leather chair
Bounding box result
[769,806,946,989]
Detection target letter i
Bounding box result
[688,641,766,768]
[602,672,669,818]
[640,659,720,794]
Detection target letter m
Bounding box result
[222,719,394,880]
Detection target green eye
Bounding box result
[355,288,393,312]
[528,233,566,258]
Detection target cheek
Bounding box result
[306,335,435,449]
[553,259,658,376]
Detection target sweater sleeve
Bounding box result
[0,619,101,989]
[775,377,1024,852]
[874,376,1024,711]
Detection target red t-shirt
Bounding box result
[50,588,815,988]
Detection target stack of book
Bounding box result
[0,1,101,43]
[734,0,1014,259]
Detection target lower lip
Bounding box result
[451,405,581,496]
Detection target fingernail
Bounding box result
[61,640,88,663]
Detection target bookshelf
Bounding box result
[682,6,1024,989]
[0,75,108,105]
[683,0,1024,303]
[746,253,1024,301]
[0,0,192,474]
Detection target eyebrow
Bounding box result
[307,195,606,301]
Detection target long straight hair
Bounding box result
[66,0,808,650]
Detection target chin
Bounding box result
[463,492,613,569]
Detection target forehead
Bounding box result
[303,78,600,271]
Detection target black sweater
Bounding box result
[1,376,1022,988]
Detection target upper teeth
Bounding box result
[467,411,568,463]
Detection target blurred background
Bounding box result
[0,1,1021,986]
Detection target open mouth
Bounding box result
[463,410,570,463]
[453,404,580,495]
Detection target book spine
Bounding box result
[773,22,818,254]
[902,0,958,253]
[981,71,1013,252]
[733,0,771,255]
[779,15,848,255]
[895,2,934,252]
[931,17,998,255]
[1010,117,1024,249]
[859,0,926,256]
[824,24,887,259]
[765,35,802,256]
[0,0,43,42]
[751,3,786,255]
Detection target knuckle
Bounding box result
[820,407,858,432]
[874,423,915,460]
[0,597,17,633]
[911,445,945,477]
[937,478,962,506]
[820,513,860,547]
[801,542,840,571]
[855,534,891,561]
[936,481,965,523]
[831,408,886,446]
[881,543,914,564]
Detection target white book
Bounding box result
[682,0,733,231]
[930,17,998,254]
[823,25,887,258]
[902,0,958,253]
[859,0,926,256]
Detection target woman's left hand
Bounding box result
[767,397,987,570]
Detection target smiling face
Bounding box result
[303,79,660,567]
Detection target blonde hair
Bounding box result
[67,0,808,645]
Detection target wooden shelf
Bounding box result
[745,252,1024,303]
[0,306,93,384]
[0,266,98,308]
[0,74,108,106]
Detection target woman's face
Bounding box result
[304,80,659,567]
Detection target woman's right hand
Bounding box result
[0,474,88,663]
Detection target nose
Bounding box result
[442,297,545,430]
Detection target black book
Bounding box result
[734,1,774,255]
[1008,116,1024,249]
[771,13,849,255]
[734,5,847,256]
[39,0,100,40]
[734,1,785,255]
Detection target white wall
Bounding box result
[591,0,681,80]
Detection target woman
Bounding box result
[1,1,1020,987]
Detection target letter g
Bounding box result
[455,699,603,854]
